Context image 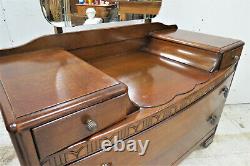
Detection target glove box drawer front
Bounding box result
[32,94,129,160]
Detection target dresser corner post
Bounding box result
[10,130,41,166]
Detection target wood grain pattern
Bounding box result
[71,38,146,61]
[88,51,211,107]
[220,46,244,70]
[41,64,235,165]
[151,29,244,53]
[33,94,129,159]
[0,23,244,166]
[72,74,232,166]
[144,38,220,72]
[0,49,131,134]
[0,23,176,57]
[0,49,119,118]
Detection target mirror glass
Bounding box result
[40,0,162,27]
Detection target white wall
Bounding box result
[155,0,250,104]
[0,0,54,49]
[0,0,142,47]
[0,0,249,104]
[0,1,12,48]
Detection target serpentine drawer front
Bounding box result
[69,74,233,166]
[32,94,128,160]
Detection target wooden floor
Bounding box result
[88,51,211,108]
[1,104,250,166]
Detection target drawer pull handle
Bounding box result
[101,163,112,166]
[221,87,229,98]
[233,55,240,61]
[86,119,98,132]
[207,115,218,125]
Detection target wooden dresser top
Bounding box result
[0,49,120,120]
[151,29,243,53]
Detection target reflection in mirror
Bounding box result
[40,0,162,27]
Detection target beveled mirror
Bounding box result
[40,0,162,27]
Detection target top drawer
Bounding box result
[32,94,129,160]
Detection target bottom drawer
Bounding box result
[71,75,233,166]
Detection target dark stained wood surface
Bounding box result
[71,38,146,62]
[145,38,220,72]
[72,74,233,166]
[0,49,120,118]
[33,94,129,159]
[0,23,244,166]
[42,65,236,166]
[0,23,177,57]
[88,51,211,107]
[220,46,244,70]
[151,29,244,53]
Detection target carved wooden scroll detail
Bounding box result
[41,67,234,166]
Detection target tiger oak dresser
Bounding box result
[0,23,244,166]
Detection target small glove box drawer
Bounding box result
[32,94,129,160]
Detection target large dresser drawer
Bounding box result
[32,94,129,160]
[70,75,233,166]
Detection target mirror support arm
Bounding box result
[54,27,63,34]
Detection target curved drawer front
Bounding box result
[32,94,129,160]
[70,74,233,166]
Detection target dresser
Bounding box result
[0,23,244,166]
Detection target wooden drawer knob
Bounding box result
[86,119,98,132]
[220,87,229,98]
[207,115,218,125]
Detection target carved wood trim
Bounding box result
[41,65,235,166]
